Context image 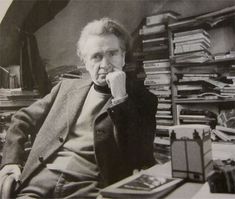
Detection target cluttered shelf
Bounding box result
[172,57,235,67]
[174,97,235,104]
[135,5,235,132]
[168,6,235,30]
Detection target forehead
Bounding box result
[83,34,122,56]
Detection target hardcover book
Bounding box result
[100,165,183,198]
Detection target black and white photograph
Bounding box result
[0,0,235,198]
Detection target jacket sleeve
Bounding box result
[107,87,158,171]
[1,82,62,168]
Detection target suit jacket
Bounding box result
[2,78,158,188]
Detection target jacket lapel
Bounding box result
[66,82,92,129]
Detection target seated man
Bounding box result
[0,18,158,198]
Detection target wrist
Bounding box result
[112,94,128,105]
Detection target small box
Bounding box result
[169,125,213,182]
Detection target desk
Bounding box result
[101,142,235,199]
[146,162,203,199]
[164,142,235,199]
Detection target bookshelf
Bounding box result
[134,12,180,138]
[168,6,235,130]
[135,6,235,141]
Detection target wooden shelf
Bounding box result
[174,98,235,104]
[172,58,235,67]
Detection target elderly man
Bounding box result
[0,18,157,198]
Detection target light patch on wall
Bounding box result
[0,0,13,24]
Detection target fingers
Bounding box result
[0,165,21,182]
[105,71,126,99]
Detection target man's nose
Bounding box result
[100,56,111,69]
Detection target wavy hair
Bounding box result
[77,18,131,60]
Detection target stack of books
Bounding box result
[177,106,217,127]
[176,73,219,99]
[137,11,180,137]
[136,11,179,61]
[143,59,173,136]
[176,71,235,100]
[212,126,235,142]
[172,29,213,63]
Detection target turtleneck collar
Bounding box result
[93,83,111,94]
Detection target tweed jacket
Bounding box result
[2,78,157,187]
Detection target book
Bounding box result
[143,59,169,64]
[179,115,215,121]
[145,71,171,75]
[173,50,212,63]
[215,125,235,134]
[174,43,209,54]
[150,90,171,96]
[179,76,212,82]
[173,33,210,44]
[176,85,202,91]
[146,11,180,26]
[143,66,170,73]
[143,61,170,68]
[144,79,170,86]
[158,103,172,110]
[147,85,170,91]
[142,37,168,44]
[142,39,168,49]
[157,119,174,125]
[174,29,209,38]
[139,24,166,35]
[155,114,173,119]
[100,165,184,198]
[157,110,172,115]
[174,38,211,48]
[203,79,228,89]
[143,44,168,52]
[212,129,233,142]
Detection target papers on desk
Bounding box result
[100,163,184,198]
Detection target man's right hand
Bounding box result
[0,165,21,182]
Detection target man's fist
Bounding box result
[106,71,127,100]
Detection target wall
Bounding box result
[35,0,161,71]
[35,0,235,71]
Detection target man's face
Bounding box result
[83,34,126,86]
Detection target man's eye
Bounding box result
[92,54,102,60]
[109,51,118,57]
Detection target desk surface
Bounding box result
[101,142,235,199]
[164,142,235,199]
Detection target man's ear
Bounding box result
[81,56,89,71]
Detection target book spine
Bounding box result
[139,25,166,35]
[173,34,210,43]
[174,29,209,37]
[146,13,178,26]
[174,44,206,54]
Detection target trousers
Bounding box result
[16,166,100,198]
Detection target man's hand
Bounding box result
[0,165,21,182]
[106,71,127,100]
